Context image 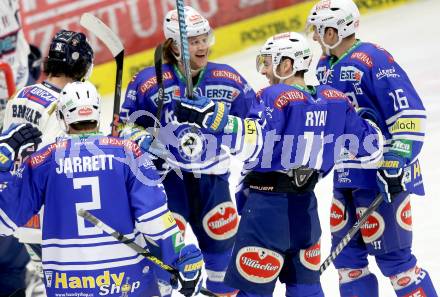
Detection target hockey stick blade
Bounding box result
[319,194,384,274]
[80,13,123,57]
[80,13,125,133]
[77,209,217,297]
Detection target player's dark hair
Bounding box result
[163,38,179,66]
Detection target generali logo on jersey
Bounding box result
[396,196,412,231]
[202,202,238,240]
[236,246,283,283]
[356,207,385,243]
[330,199,347,233]
[299,241,321,271]
[350,51,373,68]
[274,89,305,110]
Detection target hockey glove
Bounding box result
[377,153,407,203]
[118,124,167,159]
[175,95,230,133]
[171,244,204,297]
[356,107,380,125]
[0,124,42,171]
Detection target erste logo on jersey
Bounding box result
[357,208,385,243]
[202,201,238,240]
[151,85,180,107]
[396,196,412,231]
[350,51,373,68]
[236,246,283,283]
[274,89,305,110]
[204,85,240,102]
[330,198,348,232]
[299,241,321,271]
[340,66,364,82]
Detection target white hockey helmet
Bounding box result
[256,32,312,81]
[163,6,214,46]
[307,0,360,50]
[57,81,101,132]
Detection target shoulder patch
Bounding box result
[350,51,373,68]
[29,140,68,168]
[274,89,306,110]
[140,71,173,94]
[99,137,142,157]
[20,86,58,107]
[210,70,243,85]
[321,89,347,100]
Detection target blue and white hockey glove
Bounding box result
[171,244,204,297]
[175,95,230,133]
[377,153,407,203]
[357,107,380,125]
[0,124,42,171]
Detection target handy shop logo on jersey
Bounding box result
[340,66,364,82]
[44,270,142,295]
[202,202,238,240]
[236,247,284,283]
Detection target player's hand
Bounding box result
[0,124,42,171]
[118,124,156,153]
[356,107,380,125]
[376,153,406,203]
[171,244,204,296]
[175,95,230,133]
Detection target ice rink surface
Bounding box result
[101,0,440,295]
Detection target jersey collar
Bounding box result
[42,81,62,93]
[329,39,362,69]
[172,64,207,93]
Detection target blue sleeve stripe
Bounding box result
[385,110,426,125]
[136,204,168,222]
[143,226,180,241]
[42,254,140,266]
[42,232,138,245]
[43,255,145,271]
[140,224,178,238]
[0,209,17,231]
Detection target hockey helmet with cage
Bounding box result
[57,81,101,132]
[256,32,312,81]
[46,30,94,80]
[307,0,360,50]
[163,6,214,46]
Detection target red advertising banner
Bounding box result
[20,0,304,65]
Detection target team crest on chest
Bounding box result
[177,126,206,161]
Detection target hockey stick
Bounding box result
[80,13,124,136]
[176,0,193,98]
[0,62,16,98]
[154,43,165,138]
[320,194,384,274]
[77,209,217,297]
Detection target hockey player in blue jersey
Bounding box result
[0,81,204,297]
[307,0,438,296]
[173,32,384,297]
[117,6,255,296]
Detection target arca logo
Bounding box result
[356,207,385,243]
[202,202,238,240]
[236,246,283,283]
[300,241,321,271]
[396,196,412,231]
[330,199,347,232]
